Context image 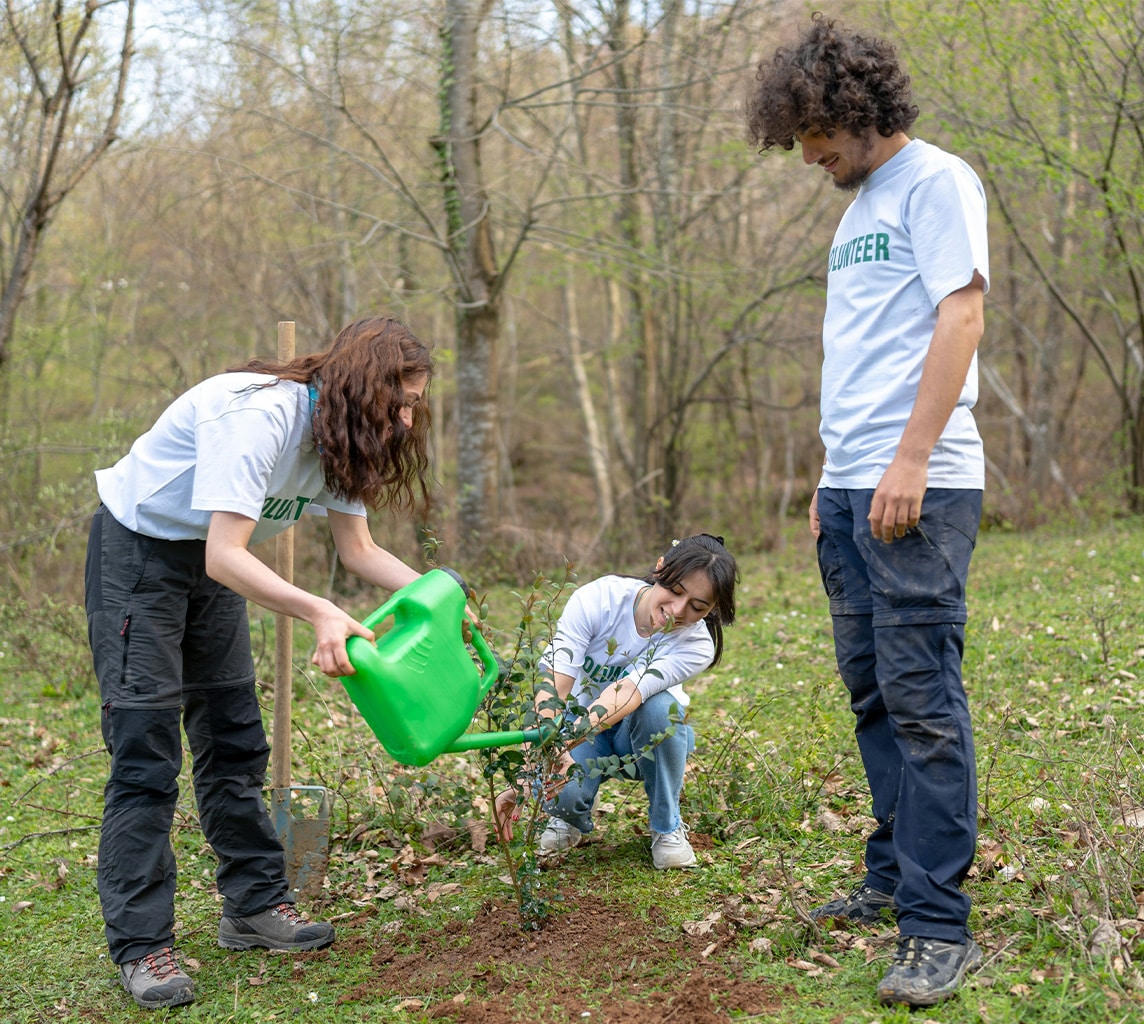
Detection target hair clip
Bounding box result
[671,539,680,547]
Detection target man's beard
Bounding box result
[835,166,871,192]
[833,131,877,192]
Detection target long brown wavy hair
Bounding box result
[745,13,918,153]
[230,316,433,513]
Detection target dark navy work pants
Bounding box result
[816,487,981,943]
[85,506,290,964]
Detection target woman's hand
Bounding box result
[206,511,372,677]
[544,749,577,800]
[309,600,375,677]
[493,746,576,843]
[462,604,482,644]
[493,787,521,843]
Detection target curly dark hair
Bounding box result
[745,13,918,152]
[230,315,434,515]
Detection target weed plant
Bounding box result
[1,520,1143,1022]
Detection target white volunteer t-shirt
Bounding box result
[820,138,990,489]
[95,373,365,544]
[540,575,716,710]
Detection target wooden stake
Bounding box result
[271,321,295,792]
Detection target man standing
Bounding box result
[746,15,988,1007]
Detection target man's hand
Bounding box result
[869,458,927,543]
[867,278,984,544]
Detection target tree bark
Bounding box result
[563,278,613,537]
[436,0,501,564]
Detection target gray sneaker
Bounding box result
[218,902,335,951]
[876,935,983,1006]
[118,947,194,1009]
[809,884,896,926]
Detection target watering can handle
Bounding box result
[469,624,501,699]
[359,589,402,633]
[355,572,494,689]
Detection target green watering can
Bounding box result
[340,568,547,767]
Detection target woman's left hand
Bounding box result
[493,787,521,842]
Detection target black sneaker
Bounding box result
[877,935,983,1006]
[118,947,194,1009]
[218,902,335,951]
[809,884,897,926]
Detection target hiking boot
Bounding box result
[537,816,584,858]
[118,947,194,1009]
[809,884,896,926]
[877,935,983,1006]
[650,825,697,869]
[218,902,335,951]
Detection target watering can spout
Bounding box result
[444,724,554,754]
[339,569,546,766]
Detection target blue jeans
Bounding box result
[816,488,981,943]
[548,690,694,835]
[85,507,291,963]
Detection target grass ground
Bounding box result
[1,518,1142,1022]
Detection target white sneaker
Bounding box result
[538,816,584,857]
[650,824,697,869]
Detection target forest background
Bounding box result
[4,5,1144,1020]
[3,0,1144,606]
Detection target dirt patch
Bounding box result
[336,888,789,1023]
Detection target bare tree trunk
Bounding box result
[606,0,655,524]
[553,0,617,548]
[498,296,519,526]
[435,0,500,564]
[1025,89,1079,501]
[562,279,613,536]
[603,277,636,478]
[651,0,683,535]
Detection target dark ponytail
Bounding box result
[646,534,739,666]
